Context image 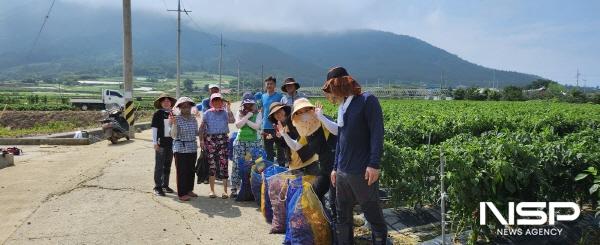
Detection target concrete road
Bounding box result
[0,103,285,244]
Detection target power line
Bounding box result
[28,0,56,58]
[176,0,231,91]
[216,33,226,89]
[167,0,192,98]
[180,0,203,31]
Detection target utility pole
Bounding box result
[218,33,224,89]
[493,70,496,89]
[122,0,134,138]
[168,0,191,98]
[576,69,580,87]
[440,70,444,90]
[237,59,240,96]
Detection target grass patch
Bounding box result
[0,121,80,138]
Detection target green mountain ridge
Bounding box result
[0,2,541,88]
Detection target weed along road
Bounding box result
[0,107,283,244]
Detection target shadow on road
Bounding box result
[167,180,263,219]
[107,139,136,146]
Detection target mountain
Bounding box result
[0,1,541,87]
[0,2,322,84]
[224,30,541,87]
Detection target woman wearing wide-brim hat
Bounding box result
[153,93,177,110]
[275,98,338,220]
[169,97,200,201]
[230,92,263,199]
[151,93,177,197]
[267,102,297,167]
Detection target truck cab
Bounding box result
[103,89,125,106]
[71,89,126,111]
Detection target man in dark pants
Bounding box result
[324,67,388,244]
[151,94,177,196]
[258,76,285,166]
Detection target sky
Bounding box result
[11,0,600,86]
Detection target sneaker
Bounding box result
[153,188,165,197]
[163,187,175,193]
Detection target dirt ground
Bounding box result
[0,129,283,245]
[0,102,286,245]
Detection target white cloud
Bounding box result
[53,0,600,86]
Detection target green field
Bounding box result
[319,99,600,242]
[2,80,600,243]
[0,72,244,111]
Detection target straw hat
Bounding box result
[291,98,321,137]
[291,98,315,118]
[174,97,196,108]
[153,93,177,109]
[268,102,291,124]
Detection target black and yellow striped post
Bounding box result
[124,101,137,138]
[124,101,136,126]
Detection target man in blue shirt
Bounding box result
[323,67,388,245]
[258,76,284,166]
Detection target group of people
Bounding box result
[150,67,388,244]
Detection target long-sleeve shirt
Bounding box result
[235,111,262,142]
[151,109,173,147]
[334,92,384,174]
[316,112,338,135]
[280,91,306,108]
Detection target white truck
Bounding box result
[70,89,125,110]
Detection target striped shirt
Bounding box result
[172,115,199,153]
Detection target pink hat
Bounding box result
[209,93,228,111]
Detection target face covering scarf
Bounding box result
[292,112,321,137]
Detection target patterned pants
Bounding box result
[205,134,229,179]
[231,139,262,190]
